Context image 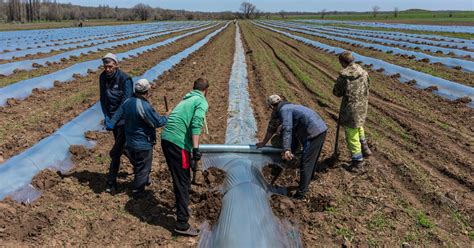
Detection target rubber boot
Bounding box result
[361,140,373,158]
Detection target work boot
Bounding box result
[348,160,365,173]
[361,140,373,158]
[105,182,117,195]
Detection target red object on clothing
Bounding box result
[181,149,190,169]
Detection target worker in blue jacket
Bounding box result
[99,53,134,193]
[257,95,328,200]
[106,79,169,198]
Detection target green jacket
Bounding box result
[161,90,208,152]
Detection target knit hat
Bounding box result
[267,95,282,106]
[135,79,151,93]
[102,53,118,64]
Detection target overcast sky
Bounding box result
[59,0,474,12]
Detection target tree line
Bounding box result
[0,0,238,23]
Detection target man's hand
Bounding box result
[165,110,171,116]
[256,141,266,149]
[192,148,202,161]
[282,150,294,161]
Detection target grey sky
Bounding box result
[59,0,474,12]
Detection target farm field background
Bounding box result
[0,11,472,247]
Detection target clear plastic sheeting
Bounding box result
[254,22,474,108]
[0,24,182,60]
[0,22,229,202]
[198,23,302,248]
[263,21,474,72]
[0,23,218,106]
[0,21,185,50]
[298,19,474,34]
[290,22,474,51]
[225,24,258,144]
[0,22,211,76]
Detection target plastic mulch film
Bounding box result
[198,23,302,248]
[276,21,474,58]
[0,22,217,106]
[0,22,211,76]
[0,22,229,202]
[264,21,474,72]
[255,21,474,108]
[287,22,474,51]
[225,23,258,145]
[297,19,474,34]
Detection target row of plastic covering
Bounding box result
[292,22,474,50]
[198,24,302,248]
[281,21,474,56]
[0,22,206,60]
[298,19,474,34]
[254,22,474,108]
[0,22,167,52]
[263,21,474,72]
[0,21,186,48]
[0,23,219,106]
[224,24,258,145]
[0,22,229,202]
[0,22,211,76]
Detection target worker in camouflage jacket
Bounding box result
[333,51,372,168]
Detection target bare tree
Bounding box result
[240,1,256,19]
[321,9,327,19]
[133,3,152,21]
[372,6,380,18]
[393,7,399,18]
[279,10,286,19]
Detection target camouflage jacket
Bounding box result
[333,63,369,128]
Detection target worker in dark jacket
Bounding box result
[257,95,328,200]
[107,79,168,198]
[99,53,134,193]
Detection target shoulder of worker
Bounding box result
[116,69,132,81]
[339,63,368,80]
[184,90,208,105]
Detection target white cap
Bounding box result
[102,53,118,64]
[135,79,151,93]
[266,94,282,106]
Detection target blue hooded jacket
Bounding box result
[99,69,133,123]
[109,94,168,150]
[277,102,328,151]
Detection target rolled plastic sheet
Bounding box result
[0,22,211,76]
[289,22,474,51]
[225,24,258,144]
[0,22,218,106]
[262,21,474,72]
[254,21,474,108]
[0,22,229,202]
[298,19,474,34]
[198,23,302,248]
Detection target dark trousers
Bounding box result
[161,139,191,230]
[299,131,327,195]
[128,149,153,192]
[107,125,126,184]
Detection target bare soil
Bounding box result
[0,23,235,246]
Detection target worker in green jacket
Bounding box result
[161,78,209,236]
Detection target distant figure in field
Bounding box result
[99,53,134,194]
[333,51,372,170]
[79,22,83,27]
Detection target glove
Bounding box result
[282,150,294,161]
[192,148,202,161]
